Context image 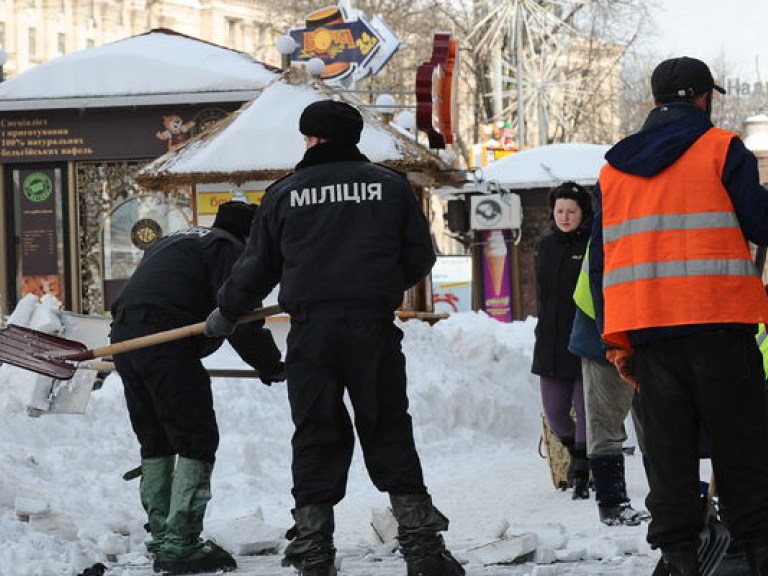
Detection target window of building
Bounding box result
[58,33,66,55]
[0,22,5,48]
[86,39,95,49]
[227,18,241,47]
[28,28,37,58]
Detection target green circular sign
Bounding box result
[23,173,53,202]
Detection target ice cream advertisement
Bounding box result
[481,229,513,322]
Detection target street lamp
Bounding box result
[0,48,8,82]
[306,57,325,77]
[275,35,297,71]
[394,110,416,132]
[375,93,396,123]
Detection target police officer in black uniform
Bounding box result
[205,100,464,576]
[111,201,284,575]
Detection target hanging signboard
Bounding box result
[470,193,522,231]
[415,33,460,149]
[288,5,400,83]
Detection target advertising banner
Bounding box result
[16,168,64,301]
[432,256,472,314]
[195,182,270,226]
[480,229,513,322]
[288,6,400,83]
[0,104,238,162]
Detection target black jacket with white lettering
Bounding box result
[218,142,436,320]
[112,226,282,373]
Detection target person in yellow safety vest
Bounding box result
[568,247,649,526]
[757,324,768,381]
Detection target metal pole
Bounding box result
[515,2,525,149]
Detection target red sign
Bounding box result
[416,33,459,149]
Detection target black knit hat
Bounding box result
[651,57,726,102]
[549,181,593,220]
[212,201,258,241]
[299,99,364,144]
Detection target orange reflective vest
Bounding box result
[599,127,768,349]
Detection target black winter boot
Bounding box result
[389,493,465,576]
[568,443,590,500]
[662,545,701,575]
[281,504,337,575]
[654,524,730,576]
[744,539,768,575]
[591,454,649,526]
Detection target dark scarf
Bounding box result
[295,141,370,170]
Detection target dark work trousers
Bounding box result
[286,317,426,508]
[111,318,219,464]
[634,330,768,551]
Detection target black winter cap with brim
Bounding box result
[212,201,258,242]
[651,56,726,102]
[299,99,364,144]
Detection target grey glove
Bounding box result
[205,308,237,337]
[259,362,286,386]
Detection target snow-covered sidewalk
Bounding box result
[0,311,661,575]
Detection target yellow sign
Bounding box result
[197,191,265,216]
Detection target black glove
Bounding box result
[77,564,106,576]
[259,362,286,386]
[205,308,237,337]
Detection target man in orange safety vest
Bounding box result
[589,56,768,576]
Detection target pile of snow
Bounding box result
[0,299,657,575]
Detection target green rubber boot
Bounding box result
[153,457,236,574]
[140,456,175,555]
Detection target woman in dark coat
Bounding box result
[532,181,593,499]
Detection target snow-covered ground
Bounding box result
[0,303,660,575]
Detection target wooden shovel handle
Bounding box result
[65,305,283,361]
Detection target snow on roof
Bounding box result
[0,29,279,110]
[745,114,768,152]
[479,142,610,190]
[745,133,768,152]
[137,67,452,188]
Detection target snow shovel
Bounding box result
[650,475,730,576]
[0,304,282,381]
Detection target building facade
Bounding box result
[0,0,282,78]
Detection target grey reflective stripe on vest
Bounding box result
[758,331,768,347]
[603,212,740,244]
[604,258,758,288]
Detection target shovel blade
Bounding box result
[0,324,87,380]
